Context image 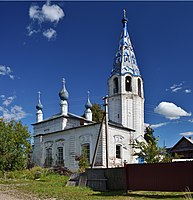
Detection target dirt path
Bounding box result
[0,190,40,200]
[0,193,22,200]
[0,184,57,200]
[0,184,39,200]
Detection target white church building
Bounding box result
[32,11,145,171]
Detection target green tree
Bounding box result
[91,103,104,123]
[0,118,31,171]
[134,138,163,163]
[144,126,156,145]
[134,126,176,163]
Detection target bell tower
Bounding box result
[108,10,144,139]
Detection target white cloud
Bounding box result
[0,95,16,106]
[154,102,191,120]
[185,89,191,93]
[26,25,40,36]
[43,28,56,40]
[0,95,5,98]
[166,82,191,94]
[42,3,64,23]
[188,119,193,123]
[29,3,64,24]
[0,65,15,79]
[170,83,183,91]
[0,95,27,121]
[29,5,44,23]
[0,105,27,121]
[27,1,64,40]
[151,122,168,129]
[171,87,182,93]
[144,122,168,129]
[180,132,193,137]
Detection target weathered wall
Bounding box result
[105,167,126,190]
[86,168,126,191]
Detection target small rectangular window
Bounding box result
[138,78,142,97]
[80,119,84,125]
[45,148,52,167]
[113,77,118,94]
[116,145,121,159]
[57,147,64,166]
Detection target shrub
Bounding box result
[0,171,4,178]
[78,146,89,173]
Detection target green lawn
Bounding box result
[0,171,192,200]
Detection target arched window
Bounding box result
[81,143,90,163]
[113,77,118,94]
[116,145,122,159]
[56,147,64,166]
[45,148,52,167]
[138,78,142,97]
[125,76,132,92]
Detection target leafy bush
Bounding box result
[0,167,54,180]
[78,146,89,172]
[6,170,21,179]
[0,171,3,178]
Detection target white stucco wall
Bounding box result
[32,123,102,171]
[32,120,136,171]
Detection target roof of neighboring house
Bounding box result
[186,136,193,145]
[170,136,193,152]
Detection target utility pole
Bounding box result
[103,96,109,168]
[91,114,105,168]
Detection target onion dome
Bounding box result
[59,78,69,101]
[36,91,43,110]
[85,91,92,109]
[111,9,140,77]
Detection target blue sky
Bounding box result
[1,1,193,148]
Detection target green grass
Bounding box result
[0,169,192,200]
